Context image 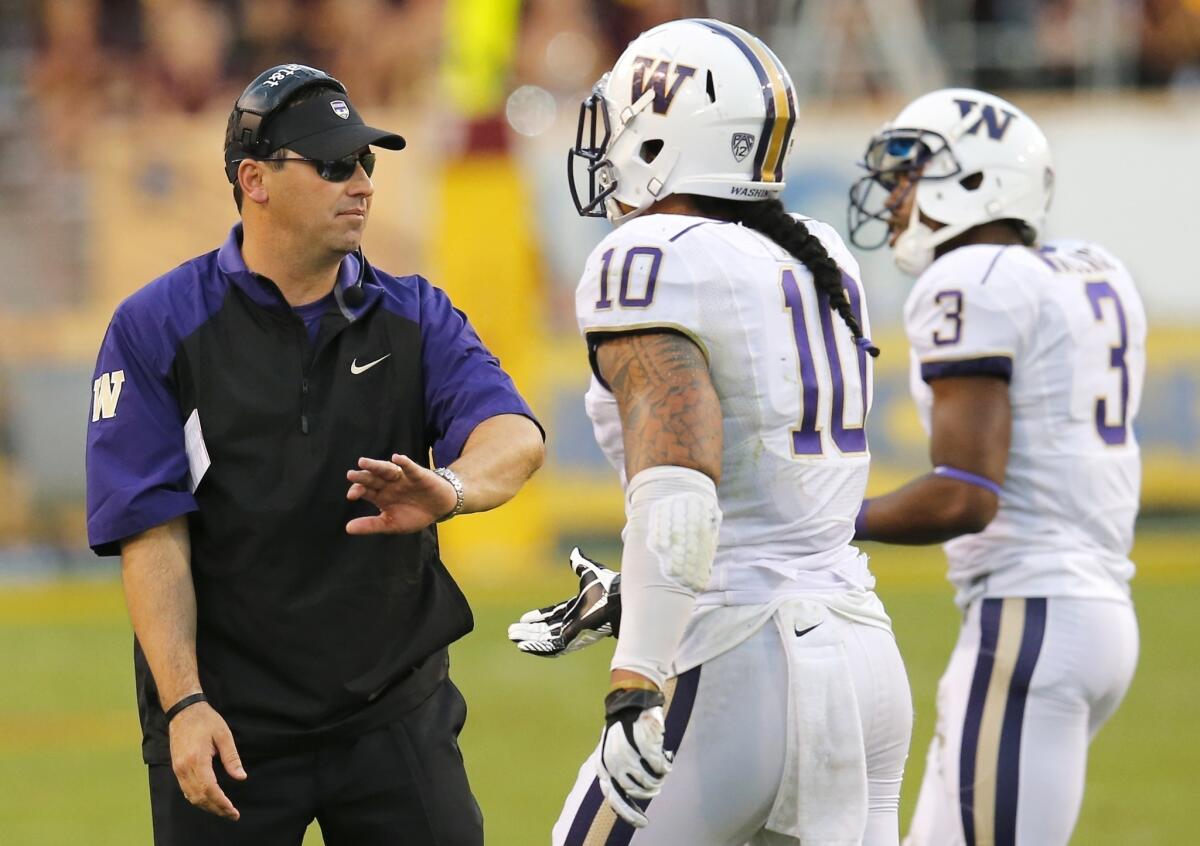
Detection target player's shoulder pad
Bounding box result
[911,244,1040,308]
[786,213,838,245]
[905,244,1039,371]
[589,213,689,254]
[787,213,863,281]
[575,214,712,358]
[1036,238,1133,277]
[916,243,1018,290]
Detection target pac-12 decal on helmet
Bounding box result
[847,87,1054,276]
[731,132,755,162]
[567,18,797,223]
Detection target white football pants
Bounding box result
[553,611,913,846]
[905,596,1138,846]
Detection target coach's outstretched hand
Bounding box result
[345,454,459,534]
[508,547,621,657]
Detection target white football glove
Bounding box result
[597,687,672,828]
[508,547,621,657]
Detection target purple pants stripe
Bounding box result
[564,779,607,845]
[561,666,703,846]
[959,598,1049,846]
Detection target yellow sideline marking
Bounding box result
[0,712,135,751]
[0,532,1193,626]
[0,581,126,625]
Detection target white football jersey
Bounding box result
[904,240,1146,607]
[577,213,879,601]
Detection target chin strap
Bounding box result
[893,196,975,276]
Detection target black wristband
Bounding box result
[604,687,664,721]
[164,692,208,722]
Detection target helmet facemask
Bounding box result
[567,76,617,218]
[568,73,684,224]
[850,127,985,275]
[848,129,962,251]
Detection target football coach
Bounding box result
[85,64,544,845]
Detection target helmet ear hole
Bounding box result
[640,139,664,164]
[959,172,984,191]
[706,70,716,103]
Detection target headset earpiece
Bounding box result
[224,64,347,183]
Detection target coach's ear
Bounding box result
[237,159,270,207]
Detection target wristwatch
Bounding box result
[433,467,465,523]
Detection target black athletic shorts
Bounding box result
[148,678,483,846]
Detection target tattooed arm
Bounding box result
[593,330,723,484]
[593,329,723,694]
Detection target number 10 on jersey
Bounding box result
[782,269,870,456]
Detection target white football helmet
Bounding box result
[848,88,1054,275]
[568,18,798,224]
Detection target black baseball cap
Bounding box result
[265,88,406,160]
[224,68,406,182]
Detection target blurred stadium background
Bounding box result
[0,0,1196,843]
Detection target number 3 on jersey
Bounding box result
[1085,280,1130,446]
[782,269,870,456]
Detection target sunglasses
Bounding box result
[271,150,376,182]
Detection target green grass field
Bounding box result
[1,530,1195,845]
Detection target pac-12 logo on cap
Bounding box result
[330,100,350,119]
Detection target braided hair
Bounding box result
[690,196,880,358]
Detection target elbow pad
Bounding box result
[611,465,722,687]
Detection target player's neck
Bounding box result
[240,225,342,306]
[936,221,1026,258]
[640,195,704,217]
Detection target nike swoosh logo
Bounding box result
[350,354,390,375]
[794,623,821,638]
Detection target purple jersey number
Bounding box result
[782,269,870,455]
[595,248,616,309]
[933,290,964,346]
[595,247,662,309]
[1085,280,1130,446]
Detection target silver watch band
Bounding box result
[433,467,465,523]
